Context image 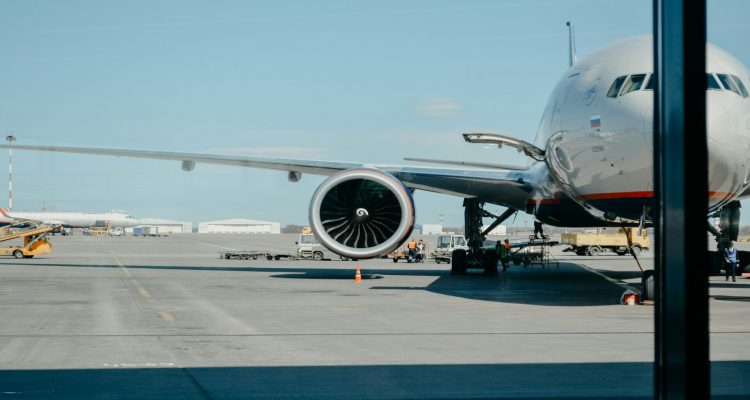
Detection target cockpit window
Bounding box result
[731,74,749,98]
[644,74,654,90]
[717,73,741,95]
[620,74,647,95]
[607,76,627,97]
[707,73,722,90]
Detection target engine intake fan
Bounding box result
[309,169,415,259]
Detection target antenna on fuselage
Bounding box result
[566,20,577,67]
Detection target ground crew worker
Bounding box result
[407,238,418,261]
[417,239,426,262]
[724,241,738,282]
[533,219,545,239]
[496,240,509,271]
[502,239,511,271]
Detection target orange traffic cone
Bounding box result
[354,264,363,283]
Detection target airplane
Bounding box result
[2,33,749,300]
[0,208,140,229]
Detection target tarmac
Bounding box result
[0,233,748,399]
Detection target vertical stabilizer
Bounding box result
[566,20,577,67]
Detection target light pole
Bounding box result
[6,134,15,210]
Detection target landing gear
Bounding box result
[709,201,742,276]
[451,249,467,275]
[449,199,511,276]
[641,269,655,302]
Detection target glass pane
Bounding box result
[607,76,628,97]
[708,2,750,397]
[731,74,749,97]
[644,73,655,90]
[0,1,659,399]
[717,73,741,95]
[707,73,722,90]
[620,74,647,95]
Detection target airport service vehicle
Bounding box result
[296,232,339,261]
[8,32,750,300]
[387,247,424,263]
[509,237,560,267]
[134,226,164,237]
[0,224,59,259]
[432,234,469,264]
[561,228,650,256]
[219,250,297,261]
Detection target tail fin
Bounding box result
[0,208,9,218]
[566,20,577,67]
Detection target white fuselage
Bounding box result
[2,211,140,228]
[526,36,750,225]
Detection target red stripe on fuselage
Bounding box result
[535,190,735,203]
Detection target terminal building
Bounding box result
[198,218,281,234]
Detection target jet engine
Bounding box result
[309,169,415,259]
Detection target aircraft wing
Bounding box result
[0,144,535,211]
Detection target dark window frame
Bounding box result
[607,75,628,97]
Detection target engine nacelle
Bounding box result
[309,169,415,259]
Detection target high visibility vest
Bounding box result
[407,241,417,249]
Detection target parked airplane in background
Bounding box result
[0,208,140,229]
[2,33,749,298]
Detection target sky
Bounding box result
[0,0,747,228]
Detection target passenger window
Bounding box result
[644,74,654,90]
[620,74,647,95]
[730,75,749,98]
[717,73,741,95]
[606,76,627,97]
[707,73,722,90]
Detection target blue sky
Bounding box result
[0,1,747,227]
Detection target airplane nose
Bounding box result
[706,95,750,208]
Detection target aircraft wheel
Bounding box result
[630,245,642,257]
[641,269,655,301]
[587,246,602,256]
[451,249,467,275]
[13,250,23,259]
[274,255,281,260]
[266,255,273,261]
[392,258,398,263]
[483,251,498,275]
[313,252,324,261]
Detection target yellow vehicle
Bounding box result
[561,228,650,256]
[0,224,59,259]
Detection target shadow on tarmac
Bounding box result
[1,361,748,399]
[0,261,631,306]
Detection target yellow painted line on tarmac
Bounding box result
[158,311,174,322]
[113,255,170,314]
[138,287,152,299]
[114,257,133,277]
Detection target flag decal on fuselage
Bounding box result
[590,115,601,129]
